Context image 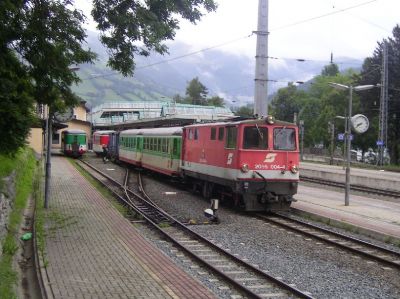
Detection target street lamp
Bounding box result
[44,66,80,209]
[328,83,377,206]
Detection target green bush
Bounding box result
[0,148,37,299]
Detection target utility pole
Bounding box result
[329,121,335,165]
[254,0,269,117]
[378,42,389,166]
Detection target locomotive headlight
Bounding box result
[265,115,275,124]
[290,165,299,174]
[241,163,249,173]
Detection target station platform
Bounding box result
[38,156,216,299]
[300,161,400,191]
[294,162,400,243]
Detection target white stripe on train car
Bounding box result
[181,162,299,181]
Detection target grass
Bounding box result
[0,148,37,299]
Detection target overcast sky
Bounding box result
[77,0,400,63]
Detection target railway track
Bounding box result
[77,160,314,299]
[300,175,400,198]
[258,213,400,271]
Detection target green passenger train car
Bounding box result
[61,129,87,158]
[119,127,182,175]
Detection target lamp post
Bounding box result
[44,66,79,209]
[329,83,377,206]
[44,106,52,209]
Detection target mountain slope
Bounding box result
[73,31,362,107]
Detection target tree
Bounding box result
[0,50,36,154]
[185,77,208,105]
[235,105,254,117]
[270,83,305,122]
[321,63,339,76]
[207,96,225,107]
[92,0,217,76]
[357,25,400,164]
[0,0,217,154]
[173,94,187,104]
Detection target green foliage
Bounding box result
[235,105,254,117]
[0,50,36,155]
[0,148,36,299]
[321,63,339,76]
[175,77,226,107]
[92,0,217,76]
[270,67,360,148]
[185,77,208,105]
[357,25,400,164]
[0,255,17,299]
[270,82,305,122]
[207,96,225,107]
[0,154,15,178]
[1,0,217,155]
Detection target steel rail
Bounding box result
[77,160,314,299]
[257,213,400,270]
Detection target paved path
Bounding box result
[41,156,216,299]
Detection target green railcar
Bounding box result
[61,129,87,158]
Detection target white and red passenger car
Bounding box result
[92,130,115,155]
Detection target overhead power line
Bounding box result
[270,0,378,32]
[81,0,378,81]
[82,33,254,81]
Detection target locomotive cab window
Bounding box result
[274,127,296,150]
[218,127,224,141]
[225,126,237,149]
[210,127,216,140]
[188,129,193,140]
[243,126,268,149]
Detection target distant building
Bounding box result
[27,101,91,155]
[90,101,234,129]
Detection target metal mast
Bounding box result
[254,0,269,116]
[378,42,389,165]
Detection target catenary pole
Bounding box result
[254,0,269,117]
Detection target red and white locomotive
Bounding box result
[181,116,299,211]
[104,116,299,211]
[92,130,115,156]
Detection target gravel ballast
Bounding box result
[82,154,400,298]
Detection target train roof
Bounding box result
[62,129,86,134]
[184,117,296,128]
[120,126,183,137]
[93,130,116,135]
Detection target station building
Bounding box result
[28,101,91,155]
[28,100,235,155]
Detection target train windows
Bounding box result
[194,129,199,140]
[173,138,178,156]
[243,126,268,149]
[211,127,216,140]
[218,127,224,141]
[225,126,237,149]
[163,138,167,153]
[274,128,296,150]
[188,129,193,140]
